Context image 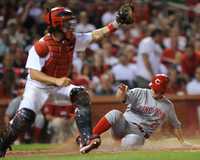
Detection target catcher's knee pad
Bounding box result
[70,87,90,107]
[11,108,36,132]
[70,88,92,145]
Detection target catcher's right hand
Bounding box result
[116,3,134,25]
[55,77,71,86]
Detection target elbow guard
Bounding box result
[34,40,49,57]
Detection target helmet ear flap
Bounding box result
[44,8,53,33]
[46,8,55,34]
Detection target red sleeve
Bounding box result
[34,41,49,57]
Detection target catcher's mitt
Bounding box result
[116,3,134,25]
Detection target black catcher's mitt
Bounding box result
[116,3,134,25]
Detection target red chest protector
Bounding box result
[42,33,75,78]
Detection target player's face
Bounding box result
[155,34,163,44]
[62,19,76,32]
[18,88,24,96]
[53,30,65,41]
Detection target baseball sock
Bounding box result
[93,117,111,135]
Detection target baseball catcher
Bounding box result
[0,3,134,157]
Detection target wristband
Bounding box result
[107,23,117,33]
[107,21,119,33]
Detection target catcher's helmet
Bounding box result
[44,7,75,32]
[149,74,169,94]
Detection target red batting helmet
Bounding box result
[44,7,75,32]
[149,74,169,94]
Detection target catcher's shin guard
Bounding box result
[0,108,35,157]
[70,88,92,146]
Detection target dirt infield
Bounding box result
[6,134,200,157]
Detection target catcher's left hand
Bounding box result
[116,3,134,25]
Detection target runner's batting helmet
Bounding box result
[149,74,169,94]
[44,7,75,33]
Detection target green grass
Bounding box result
[11,143,57,151]
[4,151,200,160]
[3,148,200,160]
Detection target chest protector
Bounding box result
[42,33,75,78]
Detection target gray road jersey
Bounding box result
[5,96,22,118]
[123,88,181,135]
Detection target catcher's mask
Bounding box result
[44,7,76,33]
[149,74,169,95]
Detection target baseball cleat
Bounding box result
[0,137,12,157]
[80,136,101,154]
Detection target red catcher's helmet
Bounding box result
[149,74,169,94]
[44,7,74,32]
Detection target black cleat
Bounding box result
[0,137,11,157]
[0,131,12,157]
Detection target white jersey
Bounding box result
[25,32,92,88]
[186,79,200,95]
[123,88,181,135]
[111,63,137,82]
[136,37,163,80]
